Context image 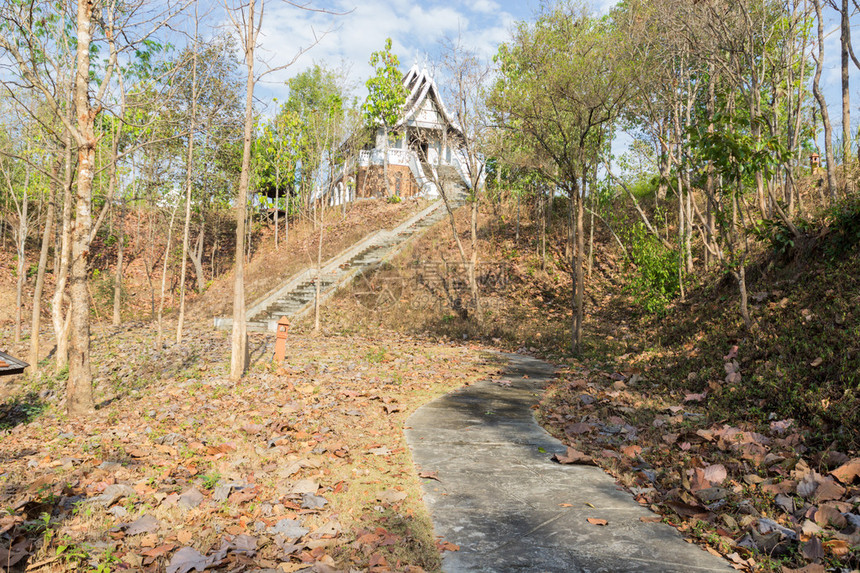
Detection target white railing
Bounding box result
[331,147,480,197]
[357,148,414,168]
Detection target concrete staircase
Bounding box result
[215,190,468,332]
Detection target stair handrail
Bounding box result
[243,227,392,322]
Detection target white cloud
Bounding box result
[471,0,501,15]
[231,0,515,111]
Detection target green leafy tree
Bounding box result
[255,105,302,247]
[362,38,407,197]
[490,2,634,353]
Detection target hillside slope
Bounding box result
[315,193,860,571]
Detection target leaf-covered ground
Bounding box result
[0,320,501,572]
[318,197,860,572]
[537,358,860,572]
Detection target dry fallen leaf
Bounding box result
[621,445,642,458]
[703,464,727,485]
[553,447,596,465]
[830,458,860,484]
[824,538,850,557]
[586,518,608,526]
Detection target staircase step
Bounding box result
[242,197,468,328]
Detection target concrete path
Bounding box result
[405,354,732,572]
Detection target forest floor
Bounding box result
[0,318,501,572]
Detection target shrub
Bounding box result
[623,223,680,314]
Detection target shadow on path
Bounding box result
[405,353,732,573]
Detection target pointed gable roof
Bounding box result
[396,64,462,135]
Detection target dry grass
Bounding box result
[196,198,430,319]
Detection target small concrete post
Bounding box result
[273,316,290,364]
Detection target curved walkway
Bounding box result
[405,354,732,572]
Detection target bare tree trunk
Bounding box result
[382,126,391,197]
[13,159,30,344]
[314,204,324,333]
[30,160,58,370]
[190,223,206,293]
[540,184,547,269]
[113,197,124,326]
[52,138,74,372]
[230,0,256,381]
[841,0,851,194]
[157,203,179,349]
[677,173,686,302]
[657,131,669,202]
[573,177,584,354]
[177,25,199,344]
[587,176,595,280]
[731,193,752,329]
[812,0,839,202]
[705,65,716,269]
[685,180,693,274]
[515,189,520,243]
[67,0,97,416]
[468,183,481,320]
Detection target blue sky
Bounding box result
[237,0,855,151]
[247,0,614,107]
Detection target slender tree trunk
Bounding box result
[705,65,716,270]
[157,203,179,349]
[685,180,693,274]
[540,185,547,269]
[841,0,851,193]
[731,192,752,329]
[468,181,481,319]
[30,160,58,370]
[812,0,839,202]
[657,131,669,202]
[284,186,290,246]
[382,126,391,197]
[113,197,124,326]
[678,173,686,302]
[13,164,29,344]
[67,0,97,415]
[515,189,520,243]
[573,177,584,354]
[587,175,594,280]
[231,0,256,381]
[52,138,73,372]
[314,204,324,333]
[177,31,199,344]
[190,223,206,293]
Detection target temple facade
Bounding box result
[332,65,475,203]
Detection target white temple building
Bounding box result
[332,64,477,202]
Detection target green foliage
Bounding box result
[623,223,680,314]
[687,115,790,191]
[362,38,407,130]
[387,195,402,204]
[365,347,388,363]
[822,195,860,259]
[264,64,346,202]
[201,471,221,490]
[490,4,632,190]
[751,217,810,257]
